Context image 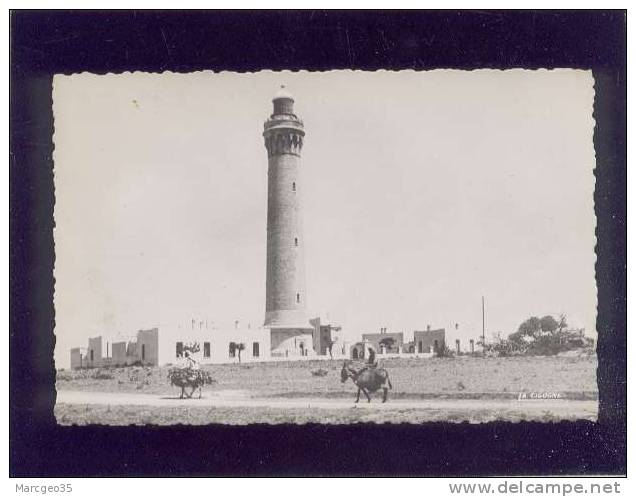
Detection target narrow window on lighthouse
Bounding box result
[292,182,296,192]
[296,293,300,303]
[294,237,298,246]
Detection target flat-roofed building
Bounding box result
[87,336,102,367]
[70,347,83,369]
[161,319,270,365]
[361,330,404,355]
[310,317,345,357]
[413,327,446,354]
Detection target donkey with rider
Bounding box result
[340,346,393,403]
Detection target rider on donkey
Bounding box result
[366,346,377,367]
[360,345,378,374]
[182,348,200,382]
[341,345,392,403]
[184,349,199,369]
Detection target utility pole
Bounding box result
[482,296,486,352]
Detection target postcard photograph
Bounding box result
[52,69,598,426]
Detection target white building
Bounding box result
[158,318,270,365]
[69,315,356,369]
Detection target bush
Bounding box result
[435,344,455,358]
[482,326,593,357]
[480,339,526,357]
[92,370,115,380]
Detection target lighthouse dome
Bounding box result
[272,85,295,115]
[273,85,294,102]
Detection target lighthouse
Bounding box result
[263,86,314,356]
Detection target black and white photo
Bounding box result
[52,69,598,425]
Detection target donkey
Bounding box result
[168,367,215,399]
[341,361,393,403]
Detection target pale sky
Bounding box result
[53,70,597,368]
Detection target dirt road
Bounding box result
[56,389,597,417]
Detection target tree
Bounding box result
[508,314,576,355]
[435,341,454,358]
[557,314,568,332]
[516,316,541,335]
[509,316,541,345]
[184,342,200,354]
[235,343,246,363]
[539,315,560,333]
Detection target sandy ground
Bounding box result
[56,389,597,417]
[56,355,598,398]
[55,355,598,424]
